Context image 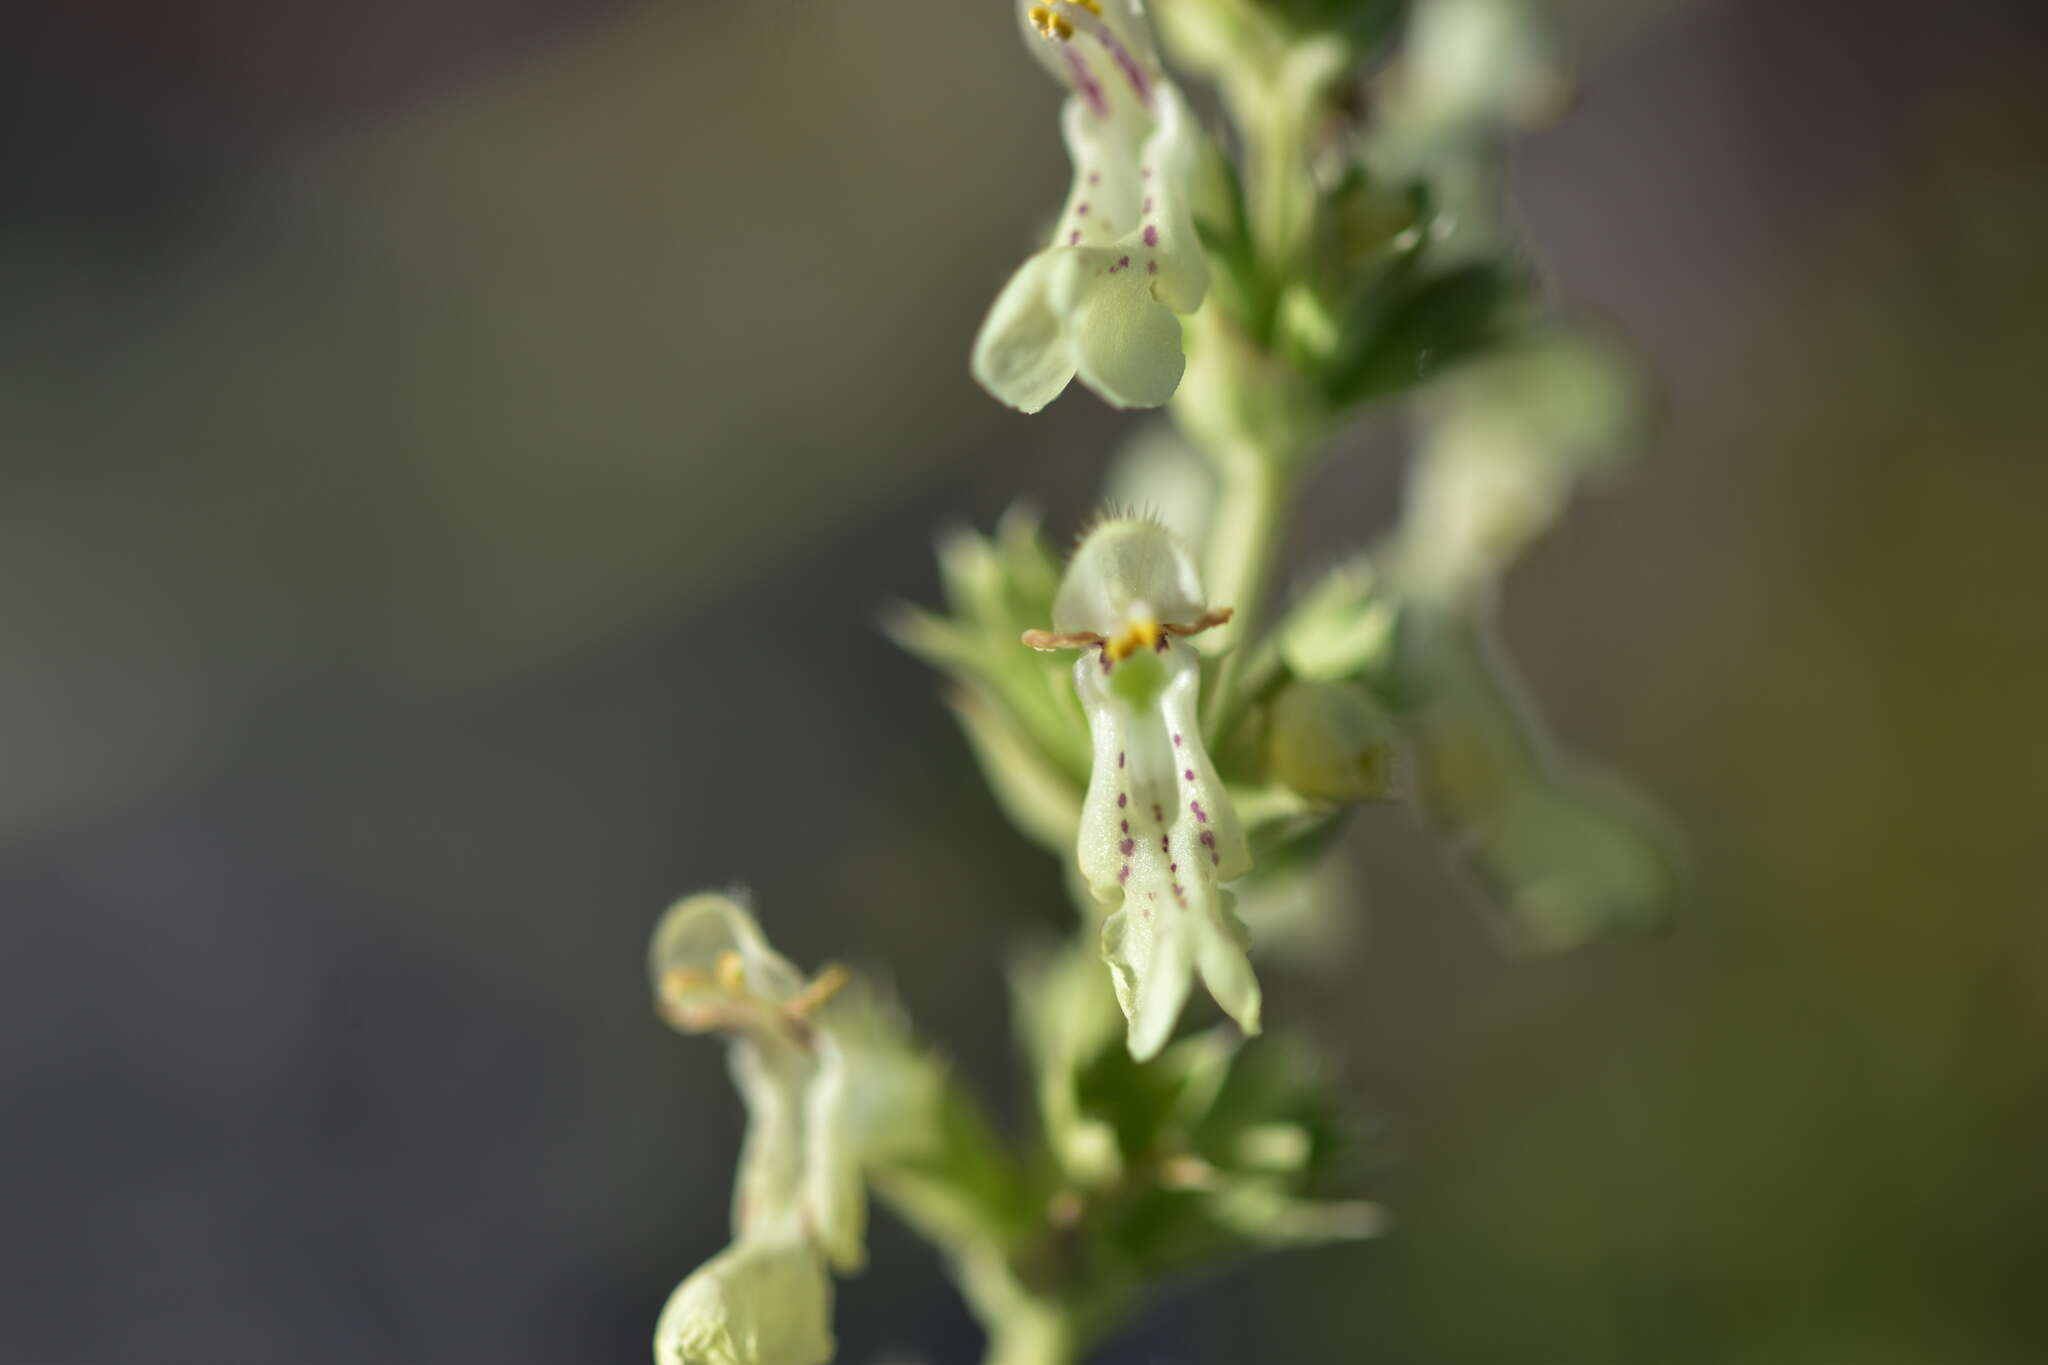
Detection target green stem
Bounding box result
[947,1234,1102,1365]
[1226,36,1346,292]
[866,1083,1105,1364]
[1246,99,1308,282]
[1201,447,1294,734]
[981,1299,1082,1365]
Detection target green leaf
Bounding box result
[1011,937,1127,1186]
[1191,141,1272,340]
[945,686,1083,854]
[1255,0,1407,48]
[1320,260,1524,407]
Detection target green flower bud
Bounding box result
[1265,680,1398,802]
[653,1238,834,1365]
[1233,1120,1315,1173]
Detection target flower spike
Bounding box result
[1028,519,1260,1059]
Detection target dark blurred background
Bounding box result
[3,0,2045,1361]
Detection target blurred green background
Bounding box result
[3,0,2044,1361]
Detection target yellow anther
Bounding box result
[715,950,747,994]
[1070,0,1103,13]
[1026,5,1073,39]
[1104,619,1164,662]
[660,966,711,1004]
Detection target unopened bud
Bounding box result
[1265,681,1398,802]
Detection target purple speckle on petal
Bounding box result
[1117,793,1127,808]
[1089,171,1101,185]
[1121,819,1129,833]
[1120,838,1135,856]
[1143,225,1158,246]
[1117,255,1129,268]
[1172,733,1182,746]
[1147,261,1157,274]
[1159,835,1170,852]
[1076,202,1090,215]
[1059,47,1108,117]
[1118,751,1126,768]
[1098,30,1154,106]
[1190,800,1209,823]
[1183,768,1195,781]
[1143,197,1153,213]
[1068,230,1082,245]
[1199,831,1215,848]
[1119,865,1131,884]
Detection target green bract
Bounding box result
[885,507,1088,853]
[972,0,1210,412]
